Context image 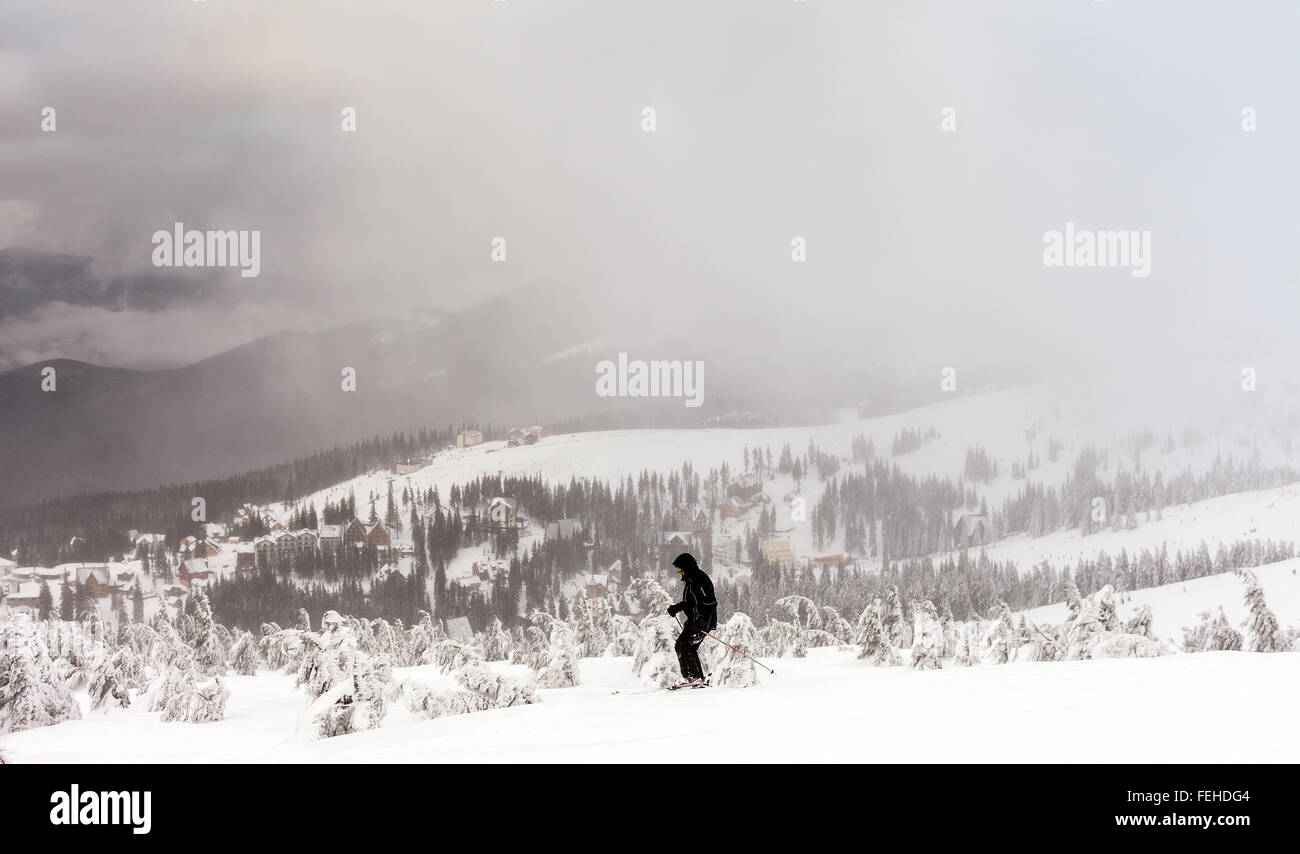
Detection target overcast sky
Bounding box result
[1,0,1298,379]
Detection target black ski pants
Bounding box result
[675,619,707,680]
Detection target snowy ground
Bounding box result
[5,558,1298,764]
[4,647,1297,764]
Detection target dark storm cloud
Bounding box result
[0,0,1297,384]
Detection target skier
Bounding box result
[666,552,717,688]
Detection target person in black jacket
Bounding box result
[666,552,717,686]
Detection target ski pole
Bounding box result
[676,614,776,675]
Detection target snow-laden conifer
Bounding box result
[535,615,580,688]
[880,586,908,647]
[483,617,514,662]
[1239,570,1288,652]
[820,606,854,645]
[0,618,82,733]
[189,588,227,675]
[708,613,759,687]
[856,599,900,666]
[909,599,942,670]
[230,631,261,675]
[295,611,389,738]
[87,647,137,711]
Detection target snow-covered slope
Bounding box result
[4,646,1297,763]
[5,558,1298,764]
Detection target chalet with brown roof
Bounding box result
[365,522,391,549]
[75,564,112,597]
[342,519,368,548]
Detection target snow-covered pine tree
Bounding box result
[630,597,680,689]
[952,623,975,667]
[1239,570,1288,652]
[570,589,608,658]
[589,595,616,656]
[296,611,389,738]
[1180,611,1210,652]
[909,599,942,670]
[983,602,1016,665]
[603,614,640,657]
[230,631,261,675]
[1206,606,1244,651]
[483,617,514,662]
[820,606,854,645]
[189,588,227,675]
[535,617,580,688]
[880,586,907,647]
[708,613,759,687]
[87,647,137,711]
[856,599,899,666]
[0,619,82,733]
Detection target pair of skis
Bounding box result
[612,678,710,696]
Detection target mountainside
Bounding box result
[0,277,951,508]
[0,289,606,505]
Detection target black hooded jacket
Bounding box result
[671,552,717,630]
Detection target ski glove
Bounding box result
[667,604,681,616]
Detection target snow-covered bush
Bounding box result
[428,639,483,673]
[1091,633,1174,659]
[1122,604,1155,638]
[760,618,806,658]
[456,662,537,707]
[1181,607,1243,652]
